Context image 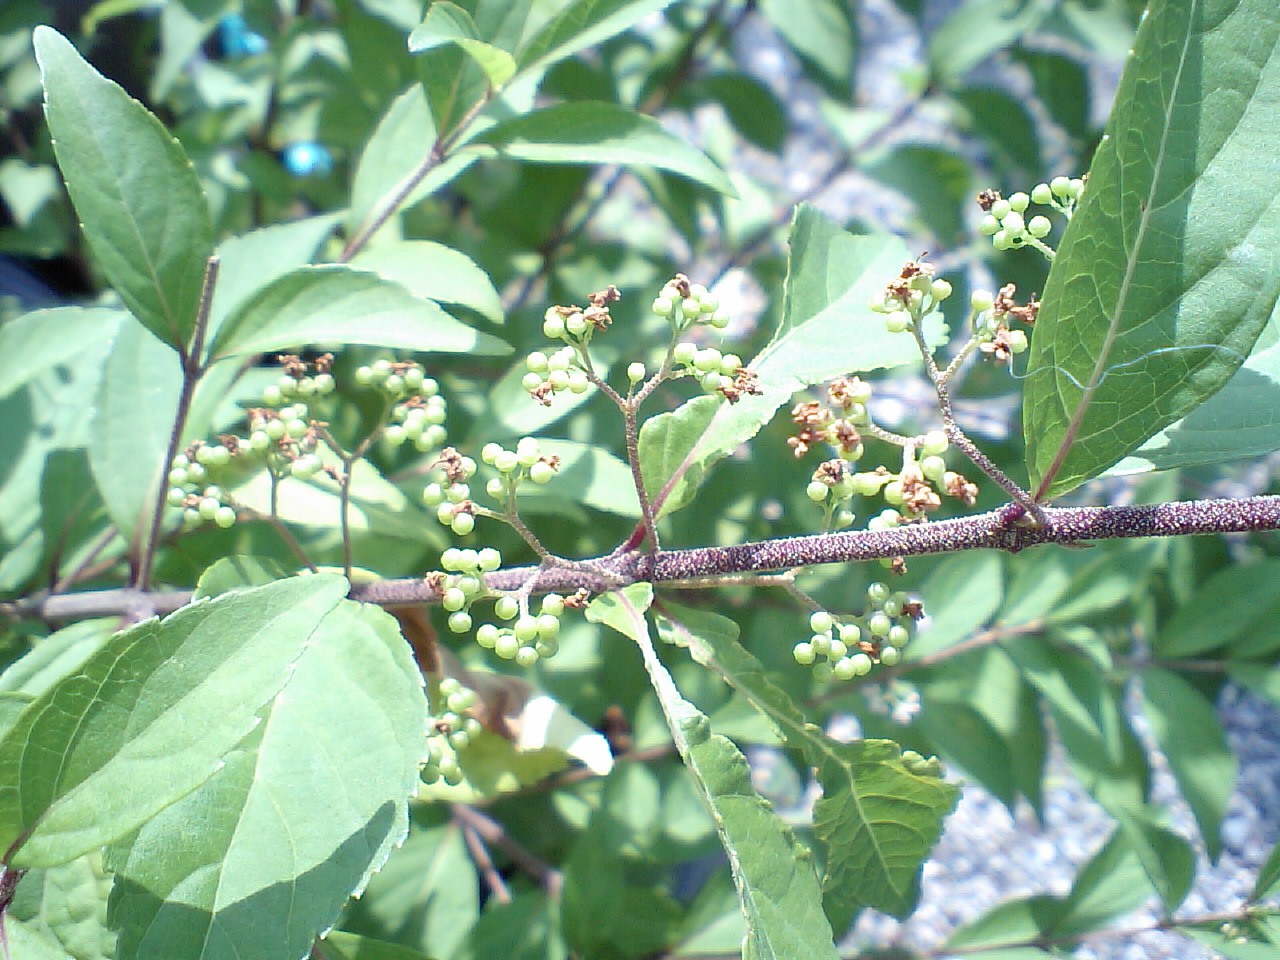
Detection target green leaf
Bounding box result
[474,102,735,196]
[681,73,787,154]
[639,205,928,519]
[1114,809,1196,911]
[0,620,116,700]
[929,0,1053,86]
[517,438,642,517]
[593,591,843,960]
[6,851,115,960]
[1252,836,1280,901]
[106,598,424,960]
[87,321,180,544]
[207,215,340,345]
[409,2,517,88]
[0,574,347,868]
[352,240,504,324]
[1139,666,1235,859]
[514,0,677,77]
[1055,826,1156,934]
[33,26,214,350]
[1112,302,1280,474]
[320,931,437,960]
[863,144,974,247]
[654,601,959,923]
[0,307,127,403]
[209,265,510,360]
[1155,559,1280,658]
[341,820,478,960]
[1025,0,1280,499]
[756,0,856,94]
[347,85,479,244]
[909,552,1003,658]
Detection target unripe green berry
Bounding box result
[701,372,725,393]
[885,311,910,334]
[541,594,565,616]
[854,472,885,497]
[495,451,520,473]
[423,483,445,507]
[809,611,834,634]
[806,480,829,503]
[186,462,207,483]
[720,354,743,376]
[521,372,544,392]
[922,455,947,482]
[673,342,697,365]
[486,477,505,497]
[262,384,285,406]
[879,645,901,666]
[384,374,405,396]
[839,623,861,645]
[888,624,910,646]
[709,310,730,329]
[543,314,566,339]
[828,639,848,660]
[478,547,502,571]
[1030,182,1053,204]
[883,480,904,505]
[882,598,902,618]
[450,513,475,536]
[992,229,1013,251]
[513,617,538,643]
[1027,215,1052,238]
[447,483,470,504]
[494,633,520,659]
[420,425,448,450]
[441,547,463,570]
[292,454,322,479]
[850,653,873,675]
[680,298,700,319]
[440,760,464,785]
[978,214,1000,236]
[868,612,892,636]
[384,425,406,446]
[565,312,588,336]
[930,279,952,301]
[198,497,220,521]
[443,587,467,611]
[515,647,540,668]
[534,638,559,658]
[448,611,472,633]
[693,348,722,373]
[627,362,646,383]
[494,596,519,620]
[793,641,816,666]
[530,461,554,484]
[832,657,858,680]
[214,505,236,529]
[1008,191,1030,213]
[245,430,268,454]
[182,508,201,530]
[168,467,188,487]
[547,370,570,391]
[868,582,890,603]
[166,487,188,507]
[971,289,995,312]
[652,296,673,316]
[567,371,589,394]
[921,430,949,456]
[264,418,287,441]
[1008,329,1029,353]
[354,365,374,385]
[990,198,1011,220]
[476,624,500,648]
[481,442,503,464]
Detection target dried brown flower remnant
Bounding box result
[976,188,1001,211]
[433,447,470,484]
[827,376,868,409]
[813,459,847,485]
[992,283,1039,325]
[788,401,832,457]
[719,367,763,405]
[899,460,942,516]
[944,471,979,506]
[830,420,862,458]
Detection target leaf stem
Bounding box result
[135,254,219,592]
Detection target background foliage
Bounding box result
[2,0,1280,959]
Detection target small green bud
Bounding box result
[565,312,588,336]
[514,617,539,643]
[627,361,646,383]
[494,633,521,659]
[885,311,910,334]
[806,480,829,502]
[1008,191,1030,213]
[930,279,952,301]
[447,611,472,633]
[673,342,697,365]
[971,289,995,312]
[990,198,1011,220]
[476,624,500,648]
[494,595,519,620]
[543,314,566,339]
[651,296,673,316]
[541,594,565,616]
[214,505,236,529]
[1008,329,1029,353]
[978,214,1000,236]
[879,645,901,666]
[921,430,949,456]
[809,611,834,634]
[1050,175,1072,198]
[442,587,467,611]
[530,461,554,484]
[1028,215,1052,238]
[793,641,816,665]
[839,623,861,645]
[521,372,544,392]
[478,547,502,571]
[1001,210,1025,234]
[1030,182,1053,204]
[850,653,873,675]
[868,612,892,636]
[868,582,890,603]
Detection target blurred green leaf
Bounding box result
[680,73,787,154]
[475,102,735,196]
[0,575,347,868]
[514,0,677,77]
[410,2,517,89]
[1025,0,1280,498]
[209,265,511,359]
[910,552,1003,658]
[1155,559,1280,658]
[320,931,436,960]
[1139,666,1235,858]
[1253,836,1280,901]
[756,0,856,95]
[929,0,1053,85]
[0,307,127,403]
[34,27,213,351]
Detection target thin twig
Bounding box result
[456,818,511,904]
[450,803,562,896]
[135,255,219,591]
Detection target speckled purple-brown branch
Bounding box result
[10,496,1279,620]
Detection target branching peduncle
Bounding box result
[136,255,219,593]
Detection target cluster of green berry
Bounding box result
[650,274,730,330]
[421,449,479,536]
[977,177,1083,255]
[473,591,566,667]
[868,258,953,335]
[521,346,591,405]
[420,675,482,786]
[478,437,559,492]
[792,582,918,680]
[260,353,336,407]
[166,442,243,530]
[669,342,745,395]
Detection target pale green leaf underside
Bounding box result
[34,26,213,350]
[1025,0,1280,499]
[655,601,959,922]
[107,599,425,960]
[0,307,128,403]
[589,589,841,960]
[209,265,510,359]
[0,575,347,868]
